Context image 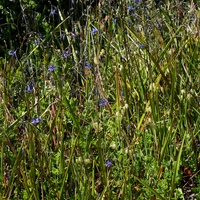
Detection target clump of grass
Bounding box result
[0,0,200,199]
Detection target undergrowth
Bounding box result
[0,0,200,199]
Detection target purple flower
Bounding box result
[62,51,68,58]
[85,63,92,69]
[102,10,107,15]
[27,59,30,66]
[138,44,145,49]
[25,85,33,93]
[105,160,113,167]
[50,8,57,16]
[99,99,108,106]
[31,117,41,125]
[127,6,135,12]
[91,28,98,35]
[112,18,117,23]
[135,0,140,3]
[48,65,56,72]
[35,40,41,46]
[8,50,16,56]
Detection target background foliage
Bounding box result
[0,0,200,199]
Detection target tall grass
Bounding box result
[0,0,200,199]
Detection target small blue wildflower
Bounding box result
[127,6,135,12]
[26,59,30,66]
[102,10,107,15]
[8,50,16,56]
[50,8,57,16]
[127,125,131,130]
[48,65,56,72]
[62,51,68,58]
[91,28,98,35]
[112,18,117,23]
[35,40,41,46]
[138,44,145,49]
[72,0,74,4]
[85,63,92,69]
[99,99,108,106]
[25,85,33,93]
[135,0,140,3]
[22,148,25,153]
[105,160,113,167]
[31,117,41,125]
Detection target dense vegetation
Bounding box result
[0,0,200,199]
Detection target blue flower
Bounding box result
[127,6,135,12]
[62,51,68,58]
[50,8,57,16]
[91,28,98,35]
[35,40,41,46]
[138,44,145,49]
[135,0,140,3]
[85,63,92,69]
[105,160,113,167]
[27,59,30,66]
[31,117,41,125]
[102,10,106,15]
[112,18,117,23]
[99,99,108,106]
[48,65,56,72]
[25,85,33,93]
[8,50,16,56]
